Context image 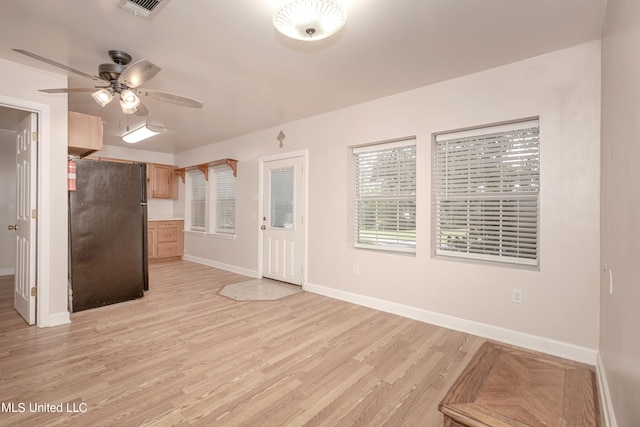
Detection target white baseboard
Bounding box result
[304,281,598,365]
[596,353,618,427]
[45,311,71,327]
[0,267,15,276]
[175,256,600,365]
[182,254,259,279]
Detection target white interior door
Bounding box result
[261,156,305,285]
[13,112,37,325]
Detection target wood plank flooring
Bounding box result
[0,261,596,426]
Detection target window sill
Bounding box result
[207,232,237,240]
[432,253,540,271]
[354,243,416,256]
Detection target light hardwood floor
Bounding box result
[0,260,486,426]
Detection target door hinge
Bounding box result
[31,287,37,297]
[32,209,38,219]
[32,131,38,142]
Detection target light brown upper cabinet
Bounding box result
[148,163,178,199]
[68,111,103,157]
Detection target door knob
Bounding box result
[8,225,18,231]
[260,225,266,230]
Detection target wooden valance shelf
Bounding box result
[211,159,238,177]
[175,158,238,183]
[175,168,186,183]
[197,164,209,181]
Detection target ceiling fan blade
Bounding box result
[39,88,97,94]
[135,100,149,117]
[12,49,104,83]
[137,89,204,109]
[118,59,161,88]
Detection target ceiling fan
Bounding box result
[12,49,204,116]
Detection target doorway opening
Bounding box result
[0,103,40,326]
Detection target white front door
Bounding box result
[13,112,37,325]
[261,156,305,285]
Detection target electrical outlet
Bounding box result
[512,288,522,304]
[353,265,360,275]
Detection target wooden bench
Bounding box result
[438,341,600,427]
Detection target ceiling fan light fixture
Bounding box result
[120,99,138,115]
[274,0,346,41]
[92,88,114,107]
[122,124,164,143]
[120,89,141,108]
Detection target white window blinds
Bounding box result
[188,171,206,232]
[354,139,416,252]
[214,167,236,234]
[435,120,539,266]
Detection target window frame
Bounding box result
[186,169,207,233]
[352,138,417,253]
[210,164,236,236]
[433,119,540,267]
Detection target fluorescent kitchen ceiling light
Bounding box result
[122,124,164,143]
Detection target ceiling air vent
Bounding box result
[117,0,169,20]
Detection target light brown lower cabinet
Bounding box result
[148,220,184,260]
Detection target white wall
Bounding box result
[0,130,16,275]
[176,41,601,360]
[0,58,69,325]
[600,0,640,425]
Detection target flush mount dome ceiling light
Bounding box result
[274,0,346,41]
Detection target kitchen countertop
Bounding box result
[148,218,185,221]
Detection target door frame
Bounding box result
[258,150,308,285]
[1,95,52,328]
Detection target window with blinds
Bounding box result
[213,166,236,234]
[434,119,539,266]
[353,139,416,252]
[188,171,206,232]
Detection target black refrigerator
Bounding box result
[69,159,148,312]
